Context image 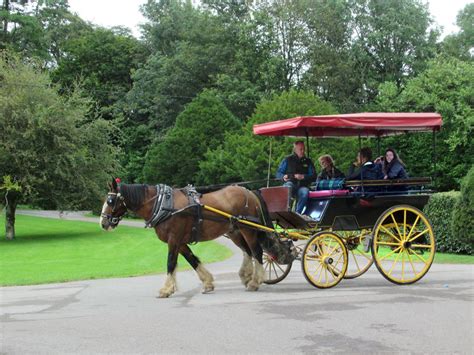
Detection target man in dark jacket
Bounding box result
[276,141,315,213]
[347,147,384,192]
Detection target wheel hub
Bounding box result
[323,257,334,265]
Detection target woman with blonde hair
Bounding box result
[316,154,345,185]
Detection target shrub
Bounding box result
[450,166,474,255]
[424,191,461,253]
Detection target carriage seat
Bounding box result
[308,190,350,199]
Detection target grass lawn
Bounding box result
[433,253,474,264]
[0,215,232,286]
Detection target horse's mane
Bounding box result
[119,184,149,211]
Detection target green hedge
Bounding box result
[450,166,474,255]
[424,189,473,255]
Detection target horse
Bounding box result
[100,178,293,298]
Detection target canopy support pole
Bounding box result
[358,133,362,150]
[266,138,272,188]
[305,129,310,159]
[432,130,437,187]
[377,135,381,157]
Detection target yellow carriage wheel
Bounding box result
[262,251,293,284]
[301,232,348,289]
[341,230,374,279]
[372,205,435,285]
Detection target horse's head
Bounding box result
[100,178,128,231]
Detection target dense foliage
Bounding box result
[374,57,473,190]
[143,90,241,186]
[424,192,461,254]
[450,167,474,254]
[1,0,473,244]
[0,53,119,239]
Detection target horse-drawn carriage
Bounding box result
[101,112,442,297]
[253,112,441,288]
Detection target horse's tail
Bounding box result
[251,190,296,264]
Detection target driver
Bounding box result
[276,141,315,214]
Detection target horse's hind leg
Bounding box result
[159,243,179,298]
[228,232,253,287]
[239,229,265,291]
[180,245,214,294]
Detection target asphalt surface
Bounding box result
[1,211,473,354]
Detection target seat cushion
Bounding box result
[308,190,350,198]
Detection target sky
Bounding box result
[68,0,472,39]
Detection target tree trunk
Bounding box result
[2,0,10,37]
[5,191,18,240]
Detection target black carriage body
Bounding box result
[259,186,430,230]
[306,194,430,230]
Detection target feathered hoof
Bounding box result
[246,281,259,291]
[202,283,215,294]
[157,287,175,298]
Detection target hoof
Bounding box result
[202,284,215,294]
[158,287,174,298]
[246,281,259,291]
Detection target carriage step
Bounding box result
[363,235,373,253]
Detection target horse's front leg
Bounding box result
[158,244,179,298]
[180,245,214,294]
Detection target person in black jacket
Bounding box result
[378,148,408,180]
[347,147,384,191]
[276,141,315,213]
[316,154,345,185]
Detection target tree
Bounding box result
[0,0,47,60]
[142,90,241,186]
[0,52,120,240]
[0,0,90,65]
[450,166,474,255]
[350,0,438,101]
[301,0,356,109]
[441,3,474,61]
[197,90,357,186]
[374,57,474,190]
[52,26,148,120]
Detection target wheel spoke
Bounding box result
[376,241,401,247]
[380,225,402,243]
[325,240,338,256]
[317,264,324,283]
[378,246,402,261]
[315,241,324,256]
[324,266,328,284]
[403,209,407,240]
[332,253,344,268]
[351,250,361,271]
[401,251,405,281]
[406,250,417,275]
[408,228,430,243]
[327,265,339,280]
[390,213,402,239]
[272,262,279,277]
[387,249,402,276]
[406,216,420,240]
[275,262,285,273]
[353,248,372,261]
[409,249,428,265]
[411,244,432,249]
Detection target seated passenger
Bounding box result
[347,147,384,188]
[315,155,345,189]
[379,148,408,180]
[276,141,315,214]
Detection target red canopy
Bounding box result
[253,112,442,137]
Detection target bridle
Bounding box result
[101,191,127,227]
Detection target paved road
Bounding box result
[1,211,473,354]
